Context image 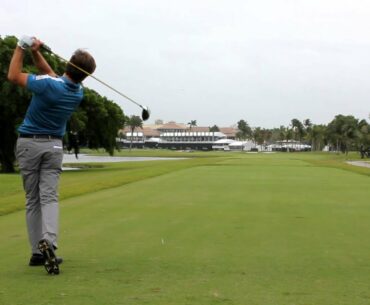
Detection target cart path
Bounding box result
[346,160,370,168]
[62,154,186,170]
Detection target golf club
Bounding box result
[40,44,150,121]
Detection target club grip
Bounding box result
[41,44,52,53]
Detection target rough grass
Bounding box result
[0,151,369,305]
[0,156,224,216]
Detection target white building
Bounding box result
[160,131,226,143]
[227,141,256,151]
[212,139,235,150]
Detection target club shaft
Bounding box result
[43,47,144,109]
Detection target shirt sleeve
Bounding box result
[26,74,50,94]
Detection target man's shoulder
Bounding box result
[30,74,64,83]
[28,74,82,98]
[28,74,65,89]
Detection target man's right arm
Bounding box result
[31,39,56,77]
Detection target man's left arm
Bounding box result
[7,46,28,87]
[7,36,56,87]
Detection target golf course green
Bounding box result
[0,151,369,305]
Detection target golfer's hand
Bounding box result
[30,39,43,52]
[17,35,34,50]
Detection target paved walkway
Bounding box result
[346,160,370,168]
[62,154,186,170]
[63,154,185,163]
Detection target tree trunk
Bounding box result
[129,127,134,151]
[0,152,16,173]
[0,129,17,173]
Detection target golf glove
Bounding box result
[17,35,34,49]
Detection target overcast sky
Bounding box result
[2,0,370,128]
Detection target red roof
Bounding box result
[157,122,187,130]
[120,122,237,138]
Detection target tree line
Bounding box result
[234,115,370,154]
[2,35,369,171]
[0,35,126,172]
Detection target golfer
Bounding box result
[8,36,96,274]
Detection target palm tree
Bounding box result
[209,125,219,142]
[127,115,143,151]
[187,120,197,131]
[303,119,312,129]
[236,119,252,140]
[278,125,286,142]
[303,119,313,150]
[326,115,358,153]
[209,125,219,132]
[291,119,305,149]
[311,125,327,151]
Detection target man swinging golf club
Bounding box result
[8,35,96,275]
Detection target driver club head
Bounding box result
[141,106,150,121]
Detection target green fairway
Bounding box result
[0,152,369,305]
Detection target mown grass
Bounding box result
[0,151,369,305]
[1,150,368,215]
[0,155,225,216]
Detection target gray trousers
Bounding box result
[16,137,63,254]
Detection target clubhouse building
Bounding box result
[119,121,238,150]
[119,121,311,152]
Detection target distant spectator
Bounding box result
[67,131,79,159]
[360,145,365,159]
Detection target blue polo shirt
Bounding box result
[18,74,83,137]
